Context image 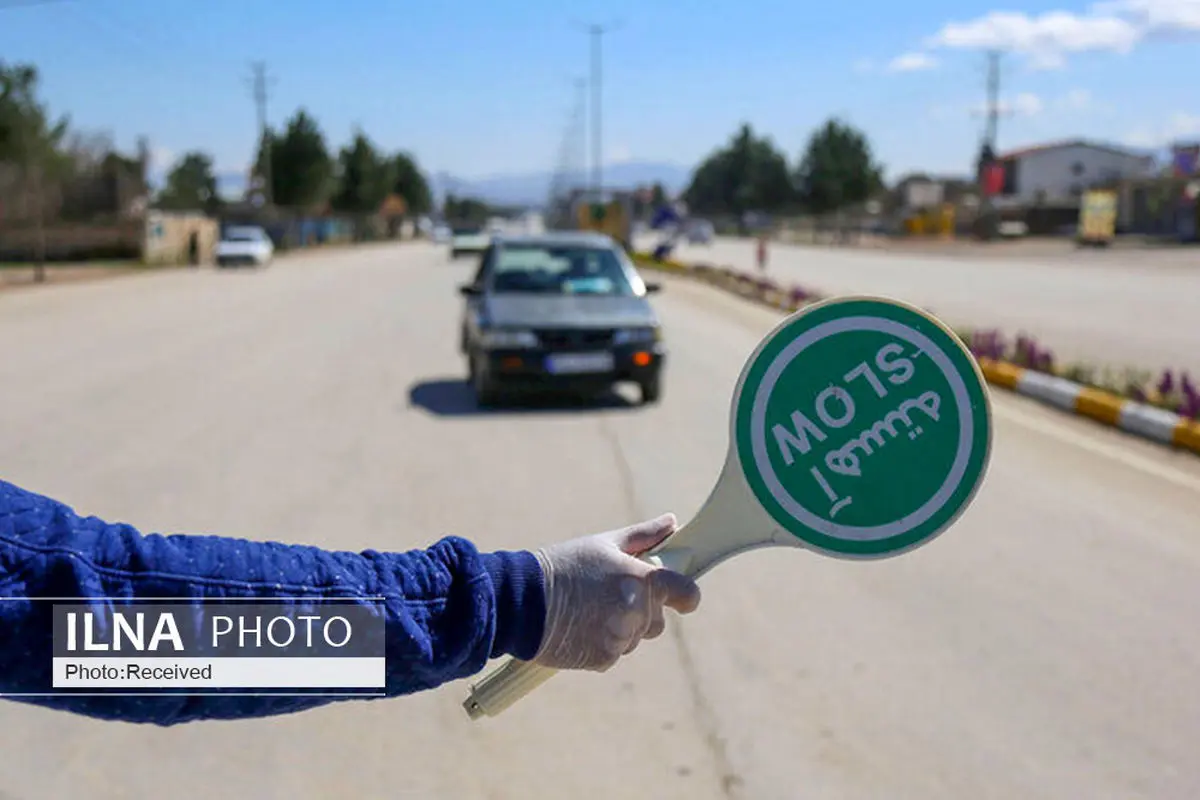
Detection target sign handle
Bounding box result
[462,466,778,721]
[462,658,558,720]
[462,544,684,720]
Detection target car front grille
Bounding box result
[534,328,615,350]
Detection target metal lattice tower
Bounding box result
[546,79,588,219]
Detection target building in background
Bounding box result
[991,139,1156,207]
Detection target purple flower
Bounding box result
[1157,370,1175,396]
[790,287,810,303]
[1131,385,1146,402]
[1180,392,1200,420]
[1036,349,1055,372]
[1182,372,1197,401]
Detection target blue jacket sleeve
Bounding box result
[0,479,545,725]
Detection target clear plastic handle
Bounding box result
[462,659,559,720]
[461,551,683,721]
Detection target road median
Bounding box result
[631,251,1200,457]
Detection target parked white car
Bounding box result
[685,219,715,244]
[450,226,491,259]
[216,225,274,268]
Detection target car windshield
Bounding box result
[488,244,636,296]
[223,229,261,242]
[452,227,481,236]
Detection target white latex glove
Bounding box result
[531,513,701,672]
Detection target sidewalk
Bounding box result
[0,262,145,292]
[0,239,418,294]
[776,231,1199,261]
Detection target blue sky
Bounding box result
[3,0,1197,182]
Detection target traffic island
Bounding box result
[630,251,1200,458]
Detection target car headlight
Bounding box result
[480,329,539,349]
[613,327,660,345]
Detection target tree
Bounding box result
[331,130,389,214]
[258,109,333,209]
[156,151,221,213]
[443,193,491,224]
[650,182,667,208]
[388,151,432,216]
[0,61,69,166]
[0,62,73,277]
[793,118,883,215]
[682,123,793,219]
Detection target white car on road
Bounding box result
[450,226,491,259]
[216,225,274,268]
[685,219,715,244]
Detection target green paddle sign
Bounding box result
[734,295,992,559]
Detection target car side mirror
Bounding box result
[459,284,481,297]
[644,282,662,294]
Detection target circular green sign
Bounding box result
[733,295,992,559]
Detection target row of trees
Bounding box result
[1,60,439,223]
[159,109,435,219]
[682,119,885,218]
[0,61,147,222]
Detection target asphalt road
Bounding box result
[3,243,1200,799]
[640,235,1200,376]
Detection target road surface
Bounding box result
[3,243,1200,799]
[640,235,1200,376]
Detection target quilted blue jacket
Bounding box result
[0,479,546,725]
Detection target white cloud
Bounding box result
[1098,0,1200,33]
[607,144,632,164]
[970,92,1045,117]
[919,0,1200,68]
[1125,111,1200,147]
[150,147,175,170]
[1011,92,1046,115]
[923,0,1200,71]
[886,52,939,72]
[1060,88,1094,110]
[927,10,1141,68]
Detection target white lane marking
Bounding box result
[992,399,1200,496]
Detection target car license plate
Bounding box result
[546,352,614,374]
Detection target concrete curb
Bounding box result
[631,252,1200,457]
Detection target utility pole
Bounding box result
[984,49,1001,156]
[547,78,588,215]
[248,62,274,207]
[582,22,619,201]
[976,49,1003,240]
[573,77,587,190]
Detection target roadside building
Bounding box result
[991,139,1156,206]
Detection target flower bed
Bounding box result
[635,252,1200,421]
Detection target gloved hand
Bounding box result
[531,513,701,672]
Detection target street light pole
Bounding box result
[589,24,604,201]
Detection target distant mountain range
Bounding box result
[156,160,694,209]
[430,161,694,208]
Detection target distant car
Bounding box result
[458,231,666,407]
[685,219,714,244]
[215,225,273,268]
[450,226,491,259]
